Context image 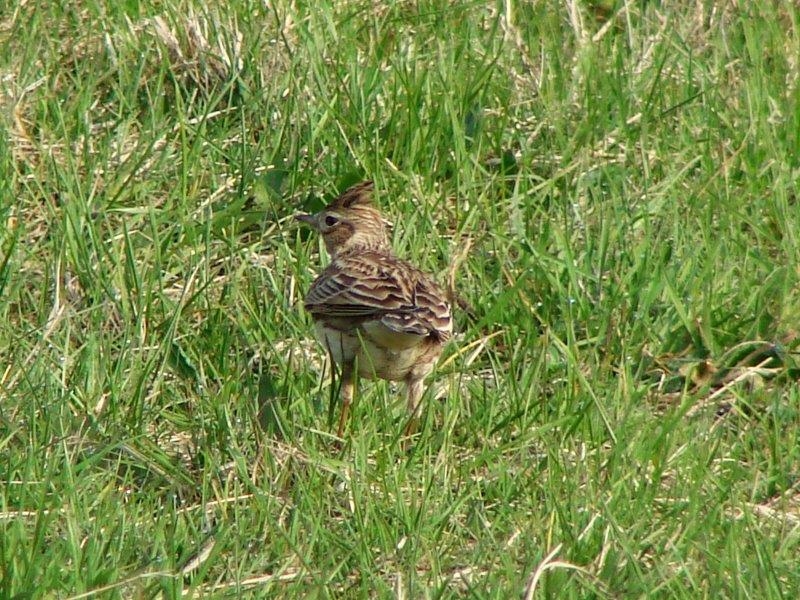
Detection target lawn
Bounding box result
[1,1,799,598]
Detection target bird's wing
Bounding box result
[304,253,452,340]
[305,254,415,318]
[380,276,452,341]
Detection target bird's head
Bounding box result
[296,181,391,257]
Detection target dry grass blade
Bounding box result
[148,8,242,89]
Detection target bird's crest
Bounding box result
[328,181,375,210]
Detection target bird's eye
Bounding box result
[324,215,339,227]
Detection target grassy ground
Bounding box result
[2,0,799,597]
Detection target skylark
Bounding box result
[296,181,452,437]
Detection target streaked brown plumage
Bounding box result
[296,181,452,437]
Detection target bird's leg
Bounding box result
[337,361,355,438]
[403,377,425,437]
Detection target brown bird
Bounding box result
[296,181,452,437]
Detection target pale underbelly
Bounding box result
[313,322,435,381]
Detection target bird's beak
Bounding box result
[295,213,318,229]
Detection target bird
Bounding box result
[296,181,452,438]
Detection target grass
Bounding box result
[1,0,799,597]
